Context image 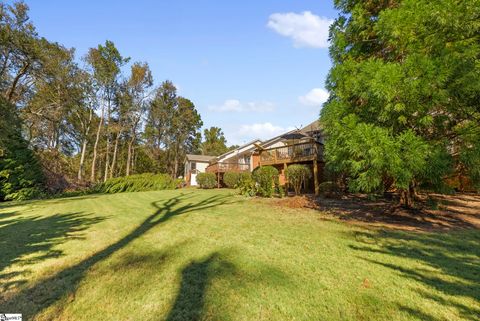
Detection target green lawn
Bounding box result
[0,189,478,321]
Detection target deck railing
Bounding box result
[259,142,323,164]
[206,162,250,173]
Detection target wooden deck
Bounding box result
[206,162,250,173]
[259,142,323,166]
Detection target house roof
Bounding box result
[259,120,322,149]
[299,120,322,134]
[185,154,216,162]
[211,139,262,163]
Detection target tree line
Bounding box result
[0,2,231,199]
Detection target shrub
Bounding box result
[223,171,240,188]
[93,173,176,194]
[238,172,252,182]
[237,172,257,197]
[285,165,312,195]
[252,166,279,197]
[318,181,343,198]
[196,172,217,189]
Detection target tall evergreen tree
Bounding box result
[0,97,43,200]
[321,0,480,206]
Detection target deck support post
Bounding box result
[217,172,220,188]
[313,159,319,196]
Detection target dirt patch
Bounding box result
[272,193,480,231]
[272,196,318,209]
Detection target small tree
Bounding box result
[223,171,240,188]
[285,165,312,195]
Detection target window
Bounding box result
[191,162,196,171]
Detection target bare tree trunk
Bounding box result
[400,183,416,208]
[78,139,88,181]
[78,110,93,182]
[103,137,110,181]
[173,153,179,178]
[90,105,104,182]
[126,136,134,176]
[132,145,136,174]
[103,97,111,182]
[110,129,122,178]
[6,62,29,103]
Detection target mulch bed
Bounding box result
[272,193,480,231]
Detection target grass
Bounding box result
[0,189,478,321]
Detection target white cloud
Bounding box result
[299,88,329,106]
[208,99,275,112]
[267,11,333,48]
[238,122,295,141]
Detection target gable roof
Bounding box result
[259,120,323,149]
[185,154,216,162]
[299,120,322,135]
[212,139,262,163]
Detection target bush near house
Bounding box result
[93,173,177,194]
[286,165,312,195]
[237,172,257,196]
[252,166,279,197]
[223,172,240,188]
[196,172,217,189]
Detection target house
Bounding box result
[254,121,324,194]
[184,154,216,186]
[206,139,262,186]
[206,121,325,194]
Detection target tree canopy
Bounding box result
[321,0,480,205]
[201,126,228,156]
[0,2,206,199]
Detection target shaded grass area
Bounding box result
[0,189,478,320]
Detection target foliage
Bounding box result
[236,172,257,197]
[252,166,279,197]
[0,98,44,201]
[195,172,217,189]
[223,172,240,188]
[278,185,286,198]
[0,2,207,198]
[285,165,312,195]
[92,173,176,194]
[145,81,203,177]
[321,0,480,206]
[201,127,228,156]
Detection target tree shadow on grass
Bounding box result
[165,250,292,321]
[0,212,105,292]
[0,192,237,320]
[0,194,100,212]
[166,253,228,321]
[350,229,480,320]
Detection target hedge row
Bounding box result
[93,173,178,194]
[196,172,217,189]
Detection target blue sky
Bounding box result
[26,0,337,145]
